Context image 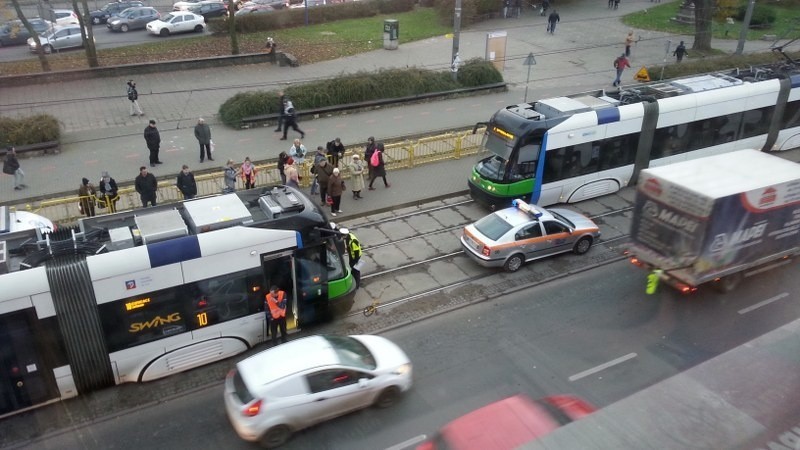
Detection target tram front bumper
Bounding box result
[468,179,513,209]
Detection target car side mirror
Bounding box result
[358,378,369,388]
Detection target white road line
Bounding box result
[738,293,789,314]
[569,353,637,382]
[385,434,427,450]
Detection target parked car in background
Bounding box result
[234,4,275,15]
[51,9,80,26]
[187,1,228,19]
[0,18,53,47]
[89,1,145,24]
[238,0,287,10]
[224,335,413,448]
[28,24,90,53]
[146,11,205,36]
[289,0,326,7]
[172,0,211,11]
[107,7,161,32]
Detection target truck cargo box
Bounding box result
[630,149,800,288]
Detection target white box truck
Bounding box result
[628,149,800,293]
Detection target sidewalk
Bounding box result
[0,0,766,206]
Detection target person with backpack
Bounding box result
[364,136,376,185]
[368,142,390,190]
[612,53,631,87]
[326,137,345,167]
[547,9,560,34]
[127,80,143,116]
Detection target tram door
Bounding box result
[0,310,57,416]
[295,243,329,327]
[262,253,299,331]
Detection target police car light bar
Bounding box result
[511,199,543,218]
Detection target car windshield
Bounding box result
[323,336,376,370]
[162,13,176,21]
[474,213,513,241]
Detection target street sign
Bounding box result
[634,66,650,82]
[523,52,536,66]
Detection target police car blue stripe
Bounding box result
[596,107,620,125]
[147,235,201,268]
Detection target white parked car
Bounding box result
[146,11,205,36]
[172,0,222,11]
[224,334,413,448]
[52,9,80,26]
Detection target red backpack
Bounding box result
[370,150,381,167]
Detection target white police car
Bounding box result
[461,200,600,272]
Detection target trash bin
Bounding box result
[383,19,399,50]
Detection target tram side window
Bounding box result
[740,106,774,139]
[652,123,691,158]
[187,268,263,330]
[780,100,800,129]
[326,239,345,281]
[598,134,637,170]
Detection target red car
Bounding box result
[417,394,596,450]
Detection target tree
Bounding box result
[228,1,240,55]
[692,0,714,51]
[73,0,99,67]
[7,0,51,72]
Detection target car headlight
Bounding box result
[391,363,412,376]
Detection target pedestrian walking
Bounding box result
[547,9,560,34]
[614,0,620,9]
[274,91,286,133]
[241,156,257,190]
[78,177,96,217]
[540,0,549,16]
[364,136,376,185]
[127,80,143,116]
[285,159,300,188]
[280,98,305,141]
[264,37,277,65]
[674,41,688,63]
[368,142,390,190]
[176,164,197,200]
[326,137,345,167]
[502,0,510,18]
[144,119,162,167]
[277,151,290,185]
[135,166,158,207]
[612,53,631,87]
[194,117,213,163]
[223,159,239,193]
[625,31,635,57]
[346,232,362,289]
[315,158,334,206]
[348,154,365,199]
[3,146,26,191]
[265,286,288,346]
[98,171,119,213]
[328,167,344,216]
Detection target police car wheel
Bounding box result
[504,254,524,272]
[573,236,593,255]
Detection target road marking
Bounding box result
[569,353,637,382]
[738,293,789,315]
[385,434,427,450]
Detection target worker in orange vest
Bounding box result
[265,286,288,346]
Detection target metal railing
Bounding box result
[9,129,486,225]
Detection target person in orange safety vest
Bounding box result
[265,286,288,346]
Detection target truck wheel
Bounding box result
[259,425,292,449]
[713,273,743,293]
[573,236,593,255]
[504,254,524,272]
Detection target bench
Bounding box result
[279,52,300,68]
[0,140,60,157]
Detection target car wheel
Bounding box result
[573,236,593,255]
[194,24,204,32]
[503,254,524,272]
[159,28,170,37]
[42,44,53,54]
[374,386,401,409]
[120,24,129,32]
[92,16,101,25]
[258,425,292,449]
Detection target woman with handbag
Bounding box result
[327,167,345,216]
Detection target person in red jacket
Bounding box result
[612,53,631,87]
[265,286,288,346]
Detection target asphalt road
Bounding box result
[26,258,800,450]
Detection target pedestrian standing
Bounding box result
[224,159,239,193]
[502,0,510,18]
[310,146,327,196]
[274,91,286,133]
[3,146,25,191]
[264,37,277,65]
[288,138,307,166]
[326,137,345,167]
[265,286,288,346]
[364,136,376,185]
[612,53,631,87]
[98,171,119,213]
[346,232,362,289]
[241,157,257,190]
[127,80,143,116]
[368,142,390,190]
[194,117,213,163]
[277,151,290,184]
[328,167,344,216]
[547,10,560,34]
[614,0,620,9]
[78,177,96,217]
[285,160,300,188]
[625,31,635,57]
[135,166,158,207]
[674,41,688,63]
[176,164,197,200]
[144,119,162,167]
[315,158,334,206]
[348,154,365,199]
[280,99,305,141]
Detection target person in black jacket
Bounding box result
[143,120,162,167]
[135,166,158,207]
[274,91,285,133]
[176,165,198,200]
[127,80,143,116]
[327,137,345,167]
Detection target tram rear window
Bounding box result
[474,214,513,241]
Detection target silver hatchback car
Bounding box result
[224,334,413,448]
[27,24,90,53]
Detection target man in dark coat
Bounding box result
[547,9,560,34]
[327,137,345,167]
[143,120,162,167]
[194,118,213,163]
[176,164,198,200]
[135,166,158,207]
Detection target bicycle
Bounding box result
[363,300,381,317]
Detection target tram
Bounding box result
[468,63,800,209]
[0,185,355,417]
